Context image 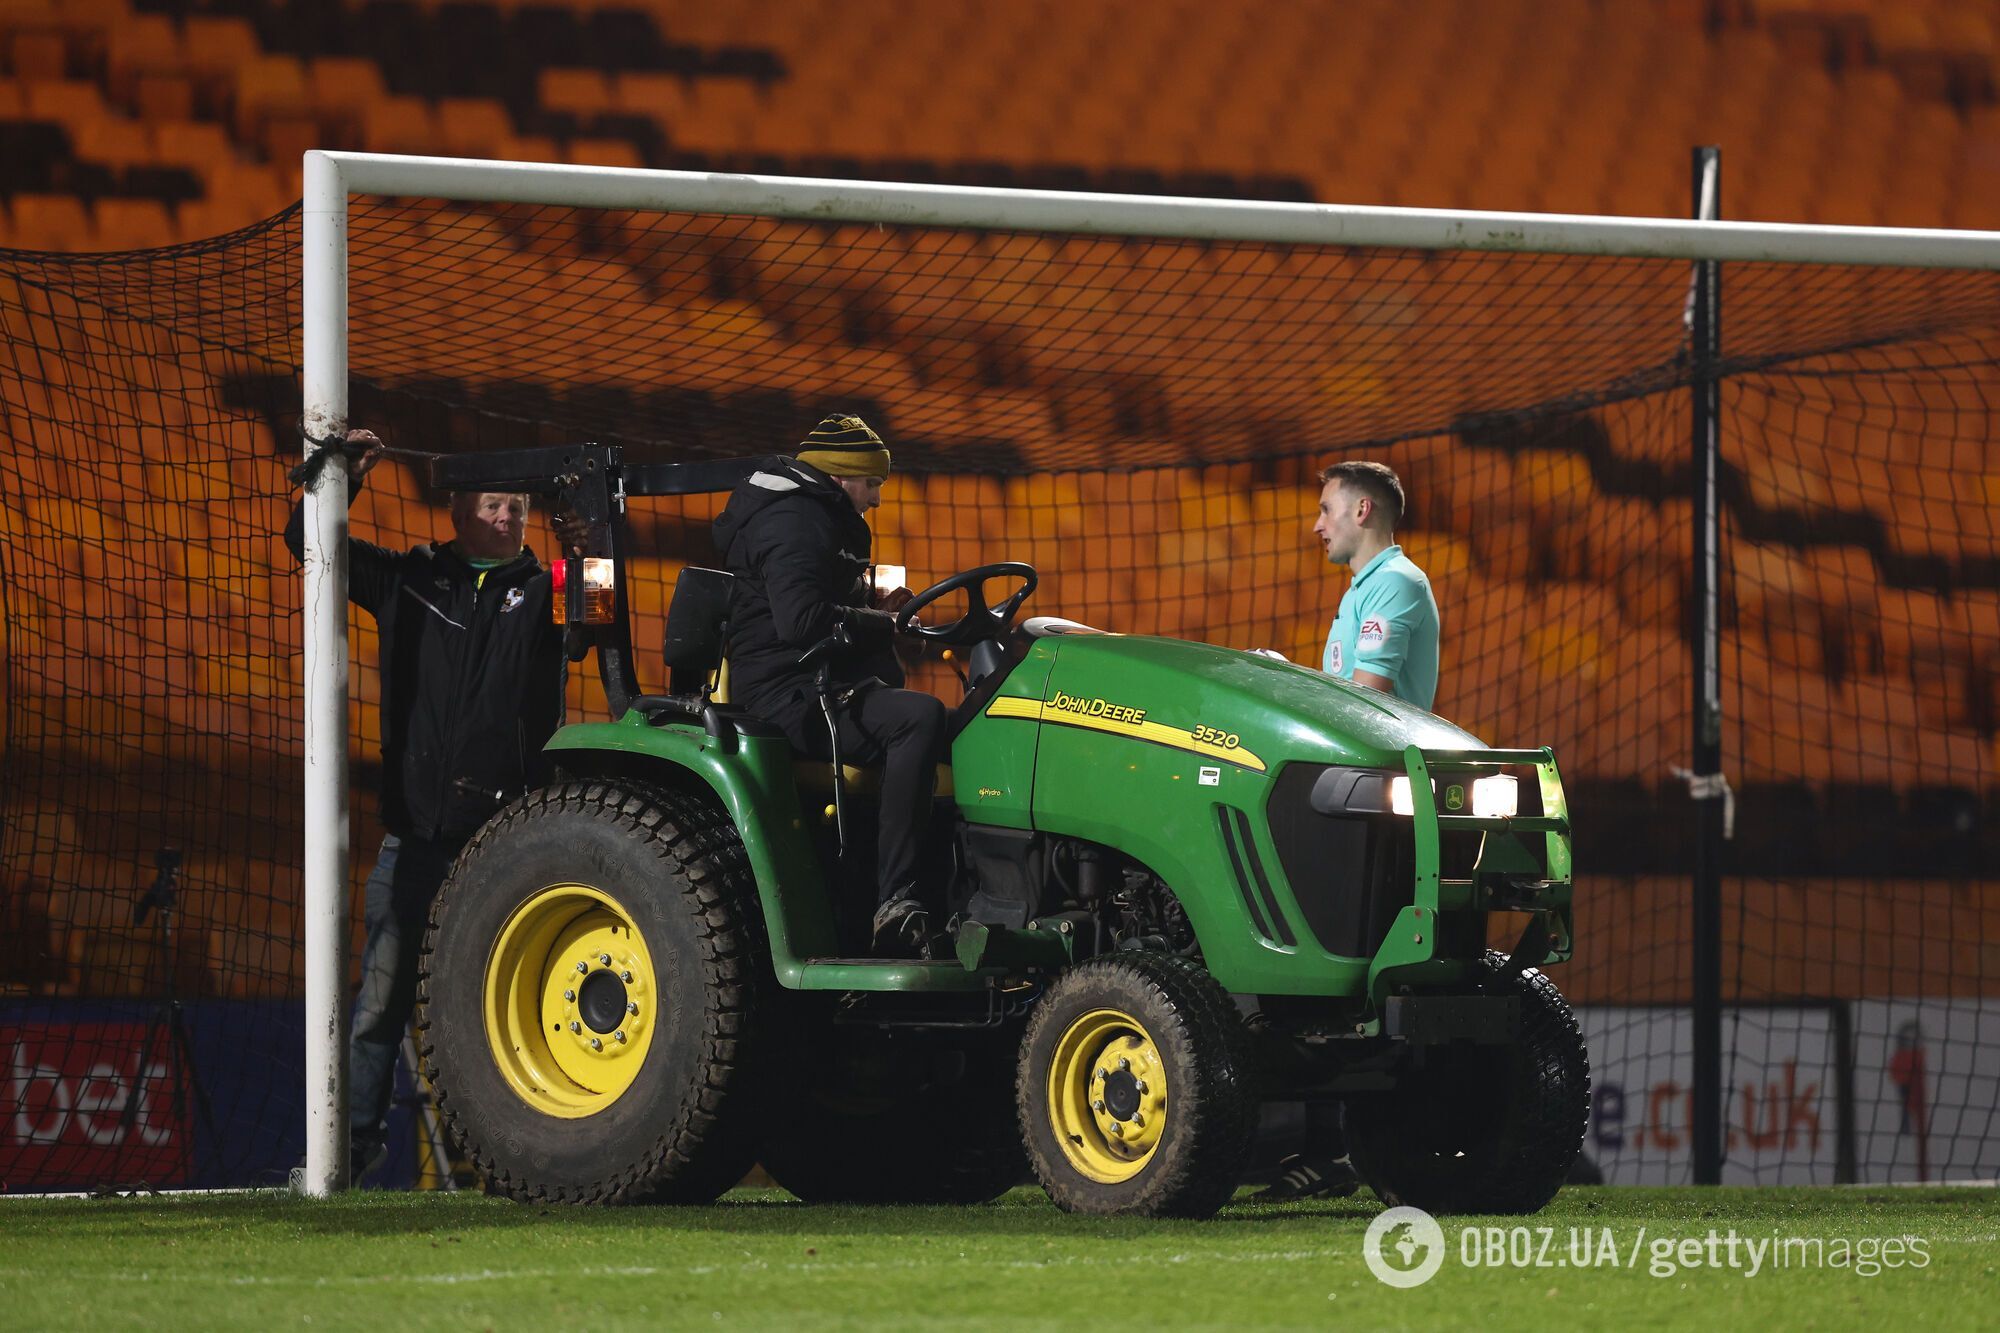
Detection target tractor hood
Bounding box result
[1025,631,1483,772]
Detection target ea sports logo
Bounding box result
[1363,1206,1446,1288]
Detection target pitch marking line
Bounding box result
[0,1248,1342,1288]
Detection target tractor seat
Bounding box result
[665,566,734,696]
[665,570,956,801]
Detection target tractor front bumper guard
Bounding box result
[1365,745,1575,1006]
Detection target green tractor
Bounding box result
[415,445,1588,1217]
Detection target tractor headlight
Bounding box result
[1387,774,1517,817]
[1472,775,1518,818]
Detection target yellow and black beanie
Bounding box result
[795,413,891,478]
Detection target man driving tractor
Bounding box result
[712,414,944,956]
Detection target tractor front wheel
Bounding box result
[1344,952,1589,1215]
[1018,953,1254,1218]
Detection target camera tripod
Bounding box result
[108,848,219,1189]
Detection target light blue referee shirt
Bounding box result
[1321,543,1440,711]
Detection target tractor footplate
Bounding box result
[1383,994,1519,1045]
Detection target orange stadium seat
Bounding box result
[6,193,91,250]
[22,74,103,122]
[133,70,195,122]
[435,96,516,157]
[92,198,173,251]
[103,11,179,92]
[539,67,613,119]
[669,77,767,151]
[230,52,309,140]
[361,92,442,154]
[563,135,645,168]
[45,0,125,37]
[180,15,259,79]
[610,68,689,117]
[304,54,386,116]
[5,25,67,79]
[152,117,234,171]
[70,114,150,169]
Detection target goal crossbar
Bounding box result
[309,150,2000,267]
[296,149,2000,1198]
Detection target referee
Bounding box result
[1258,458,1439,1201]
[1313,460,1439,708]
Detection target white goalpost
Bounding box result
[296,149,2000,1197]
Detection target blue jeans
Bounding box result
[348,832,460,1151]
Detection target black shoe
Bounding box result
[1253,1153,1360,1202]
[870,895,930,956]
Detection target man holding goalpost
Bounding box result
[283,428,585,1182]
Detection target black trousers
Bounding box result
[793,684,948,905]
[348,831,463,1151]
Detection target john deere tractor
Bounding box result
[414,445,1588,1217]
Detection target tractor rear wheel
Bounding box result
[1018,953,1254,1218]
[419,780,768,1204]
[1344,952,1589,1215]
[758,1024,1027,1204]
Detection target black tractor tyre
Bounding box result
[758,1024,1028,1204]
[1018,953,1255,1218]
[1345,951,1589,1215]
[418,780,769,1205]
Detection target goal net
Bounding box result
[1,162,1994,1190]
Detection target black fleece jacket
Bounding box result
[285,490,567,845]
[711,457,901,736]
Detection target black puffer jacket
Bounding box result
[285,494,567,845]
[711,457,901,738]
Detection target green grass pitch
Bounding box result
[0,1186,1992,1330]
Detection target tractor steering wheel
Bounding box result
[895,562,1038,647]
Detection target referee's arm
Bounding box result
[1352,667,1396,694]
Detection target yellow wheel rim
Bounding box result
[1045,1007,1169,1184]
[482,883,659,1119]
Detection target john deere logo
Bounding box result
[1445,785,1466,811]
[1047,690,1147,725]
